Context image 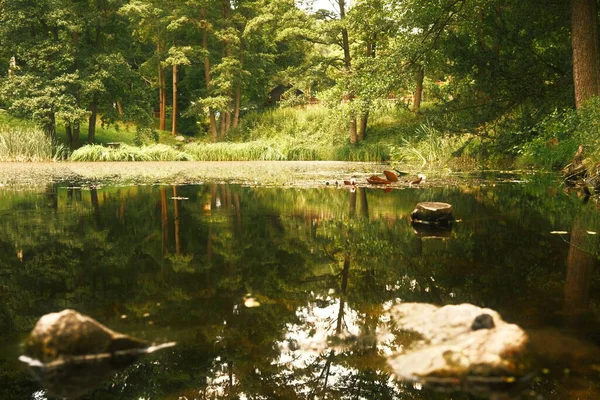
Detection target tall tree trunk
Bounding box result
[158,42,166,130]
[358,112,368,141]
[219,113,226,138]
[572,0,600,108]
[88,93,98,144]
[349,118,358,144]
[172,64,178,135]
[222,0,233,134]
[161,67,167,130]
[413,66,425,112]
[233,37,244,128]
[73,121,80,148]
[338,0,356,144]
[358,39,376,142]
[233,84,242,128]
[66,124,73,150]
[202,7,218,140]
[156,40,166,131]
[564,214,597,318]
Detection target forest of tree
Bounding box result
[0,0,598,157]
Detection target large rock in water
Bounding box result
[386,303,529,383]
[20,309,175,398]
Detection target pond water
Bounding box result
[1,175,600,399]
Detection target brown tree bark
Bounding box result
[202,7,219,140]
[413,66,425,113]
[572,0,600,108]
[172,64,178,135]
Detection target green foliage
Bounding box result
[70,144,192,161]
[516,97,600,170]
[184,141,285,161]
[390,122,470,169]
[134,127,159,146]
[0,124,65,161]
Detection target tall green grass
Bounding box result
[71,144,193,161]
[0,124,66,161]
[389,122,469,169]
[183,142,286,161]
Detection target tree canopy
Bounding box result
[0,0,591,150]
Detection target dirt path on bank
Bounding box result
[0,161,397,188]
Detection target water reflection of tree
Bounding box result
[1,182,600,399]
[564,211,599,326]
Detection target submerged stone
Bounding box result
[386,303,529,388]
[20,309,175,398]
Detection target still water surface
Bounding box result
[1,175,600,399]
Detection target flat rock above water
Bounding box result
[387,303,529,381]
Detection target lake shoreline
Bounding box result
[0,161,389,188]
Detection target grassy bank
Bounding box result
[0,105,480,167]
[4,102,596,171]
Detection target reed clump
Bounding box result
[0,125,65,161]
[70,144,193,161]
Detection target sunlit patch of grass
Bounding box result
[183,141,286,161]
[334,143,391,162]
[70,144,193,161]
